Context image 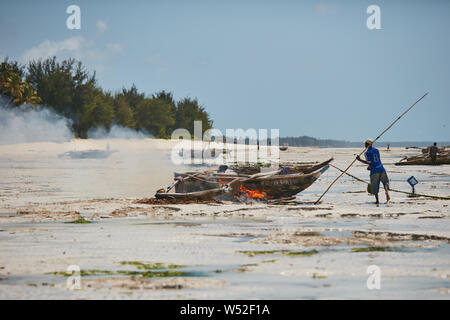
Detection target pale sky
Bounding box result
[1,0,449,141]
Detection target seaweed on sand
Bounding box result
[66,218,91,224]
[51,261,190,279]
[50,270,114,276]
[119,261,185,270]
[285,250,319,257]
[351,247,393,253]
[116,270,187,278]
[236,249,319,257]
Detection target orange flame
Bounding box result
[240,185,266,199]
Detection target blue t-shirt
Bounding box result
[365,147,385,175]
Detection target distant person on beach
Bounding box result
[356,139,391,204]
[429,142,438,165]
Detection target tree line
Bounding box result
[0,57,213,138]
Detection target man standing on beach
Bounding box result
[429,142,438,165]
[356,139,391,204]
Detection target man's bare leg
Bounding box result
[384,185,390,203]
[374,193,379,205]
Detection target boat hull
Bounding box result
[176,158,333,193]
[395,158,450,166]
[234,165,329,197]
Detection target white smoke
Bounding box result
[88,125,152,139]
[0,98,73,145]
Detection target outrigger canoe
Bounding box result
[279,158,334,174]
[231,165,330,198]
[155,165,330,200]
[395,149,450,166]
[175,158,334,193]
[395,157,450,166]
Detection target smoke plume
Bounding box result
[88,125,151,139]
[0,97,73,144]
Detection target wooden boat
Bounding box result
[279,158,334,174]
[421,146,447,154]
[231,165,330,198]
[175,158,333,192]
[229,157,333,176]
[155,187,226,201]
[395,149,450,166]
[395,156,450,166]
[157,165,330,200]
[229,163,268,175]
[279,146,288,151]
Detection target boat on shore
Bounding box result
[228,158,333,176]
[174,158,333,192]
[155,187,226,201]
[395,148,450,166]
[279,158,334,174]
[395,156,450,166]
[232,165,330,198]
[156,161,331,201]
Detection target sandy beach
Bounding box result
[0,139,449,299]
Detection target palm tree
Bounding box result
[22,82,41,106]
[1,61,41,106]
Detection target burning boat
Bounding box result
[230,165,330,199]
[155,158,332,201]
[173,158,333,192]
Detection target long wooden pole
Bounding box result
[330,163,450,200]
[314,92,429,205]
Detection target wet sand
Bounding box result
[0,139,449,299]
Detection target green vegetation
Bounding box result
[236,250,280,257]
[116,261,188,278]
[236,249,319,257]
[261,259,277,263]
[351,247,393,253]
[0,59,41,106]
[67,218,91,224]
[119,261,185,270]
[50,269,185,278]
[0,57,213,139]
[234,263,260,273]
[285,250,319,257]
[50,270,114,277]
[117,270,186,278]
[51,261,189,279]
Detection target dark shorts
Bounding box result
[370,171,389,194]
[431,154,437,164]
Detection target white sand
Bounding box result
[0,139,449,299]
